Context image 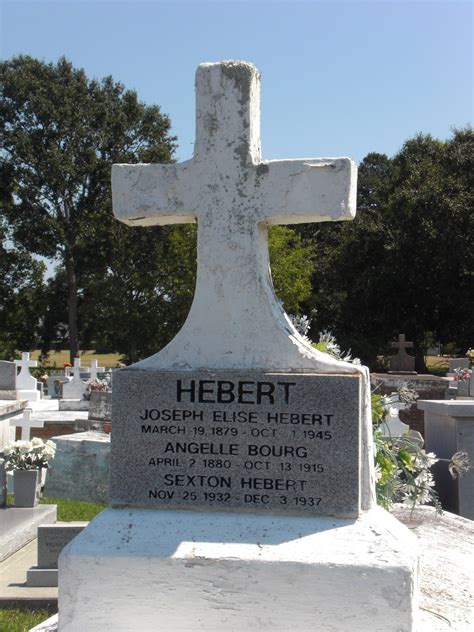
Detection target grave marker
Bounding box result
[62,358,89,400]
[389,333,416,373]
[89,359,105,382]
[14,352,41,401]
[10,408,44,441]
[60,61,418,632]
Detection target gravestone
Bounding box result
[15,352,41,401]
[389,334,416,373]
[62,359,89,400]
[0,360,17,397]
[59,61,418,631]
[27,522,87,587]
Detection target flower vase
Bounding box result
[13,469,41,507]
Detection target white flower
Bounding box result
[19,441,32,454]
[31,437,44,447]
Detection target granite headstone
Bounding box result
[111,371,361,517]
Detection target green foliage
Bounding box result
[0,222,46,358]
[0,55,176,361]
[40,496,106,521]
[302,129,474,369]
[268,226,315,314]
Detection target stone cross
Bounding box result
[90,359,105,382]
[15,352,37,390]
[10,408,44,441]
[71,358,86,380]
[112,61,358,372]
[389,334,415,373]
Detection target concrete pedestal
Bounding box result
[59,506,418,631]
[418,399,474,519]
[0,504,57,562]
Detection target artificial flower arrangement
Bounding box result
[3,438,56,471]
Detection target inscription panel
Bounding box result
[110,371,361,517]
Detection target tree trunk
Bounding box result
[65,251,79,363]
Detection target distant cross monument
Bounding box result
[10,408,44,441]
[389,333,416,373]
[14,352,40,401]
[89,359,105,382]
[112,61,358,372]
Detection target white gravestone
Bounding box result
[62,359,89,400]
[59,61,418,632]
[15,352,41,402]
[10,408,44,441]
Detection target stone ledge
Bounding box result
[0,505,57,562]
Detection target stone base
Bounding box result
[59,506,418,631]
[27,566,58,587]
[0,504,57,562]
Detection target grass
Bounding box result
[39,497,107,521]
[6,496,106,521]
[0,608,53,632]
[28,349,122,369]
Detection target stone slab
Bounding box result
[418,399,474,417]
[0,505,57,562]
[58,506,417,632]
[58,399,89,411]
[111,370,361,518]
[27,567,58,587]
[44,432,110,503]
[37,522,87,568]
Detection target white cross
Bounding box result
[70,358,88,380]
[90,359,105,381]
[112,61,357,371]
[10,408,44,441]
[15,352,37,390]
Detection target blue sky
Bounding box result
[1,0,472,164]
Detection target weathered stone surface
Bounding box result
[44,432,110,503]
[88,391,111,421]
[111,370,361,518]
[59,506,418,632]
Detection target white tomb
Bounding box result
[59,61,419,631]
[15,352,41,402]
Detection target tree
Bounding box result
[0,222,46,359]
[0,55,176,362]
[268,226,315,315]
[305,129,473,370]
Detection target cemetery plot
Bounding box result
[111,371,361,517]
